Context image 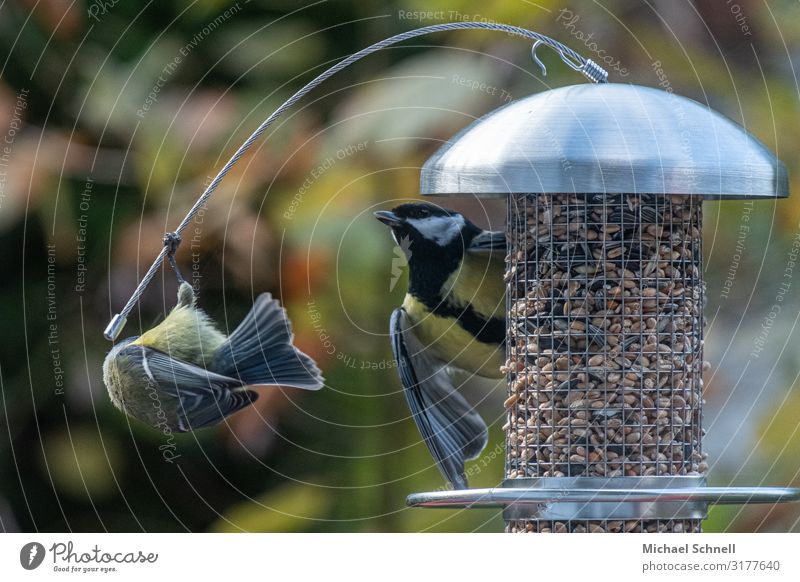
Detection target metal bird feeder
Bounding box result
[407,68,800,531]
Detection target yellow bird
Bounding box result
[103,283,323,432]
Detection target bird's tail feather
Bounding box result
[212,294,323,390]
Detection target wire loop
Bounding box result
[104,21,609,341]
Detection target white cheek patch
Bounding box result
[407,215,465,246]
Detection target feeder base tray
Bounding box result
[406,476,800,522]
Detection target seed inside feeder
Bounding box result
[503,193,708,533]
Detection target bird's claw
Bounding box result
[163,232,186,284]
[163,232,182,254]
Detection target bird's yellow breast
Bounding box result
[441,250,505,320]
[403,295,504,378]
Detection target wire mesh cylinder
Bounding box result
[504,193,708,533]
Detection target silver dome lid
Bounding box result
[421,83,788,199]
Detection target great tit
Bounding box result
[375,202,506,489]
[103,282,324,432]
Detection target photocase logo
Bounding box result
[20,542,46,570]
[390,235,412,291]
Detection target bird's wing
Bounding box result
[134,345,258,432]
[390,308,488,489]
[468,229,507,254]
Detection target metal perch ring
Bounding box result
[407,477,800,520]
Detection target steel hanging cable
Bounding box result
[104,21,609,341]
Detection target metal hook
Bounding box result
[532,39,585,76]
[531,39,548,76]
[531,38,608,83]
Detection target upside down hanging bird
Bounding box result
[375,202,506,489]
[103,238,323,431]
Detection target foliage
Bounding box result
[0,0,798,532]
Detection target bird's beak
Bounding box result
[374,210,403,227]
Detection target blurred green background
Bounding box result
[0,0,798,532]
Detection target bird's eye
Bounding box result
[418,208,429,217]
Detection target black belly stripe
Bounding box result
[427,300,505,346]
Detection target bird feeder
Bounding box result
[406,82,800,532]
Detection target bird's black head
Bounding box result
[374,202,480,252]
[375,203,482,299]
